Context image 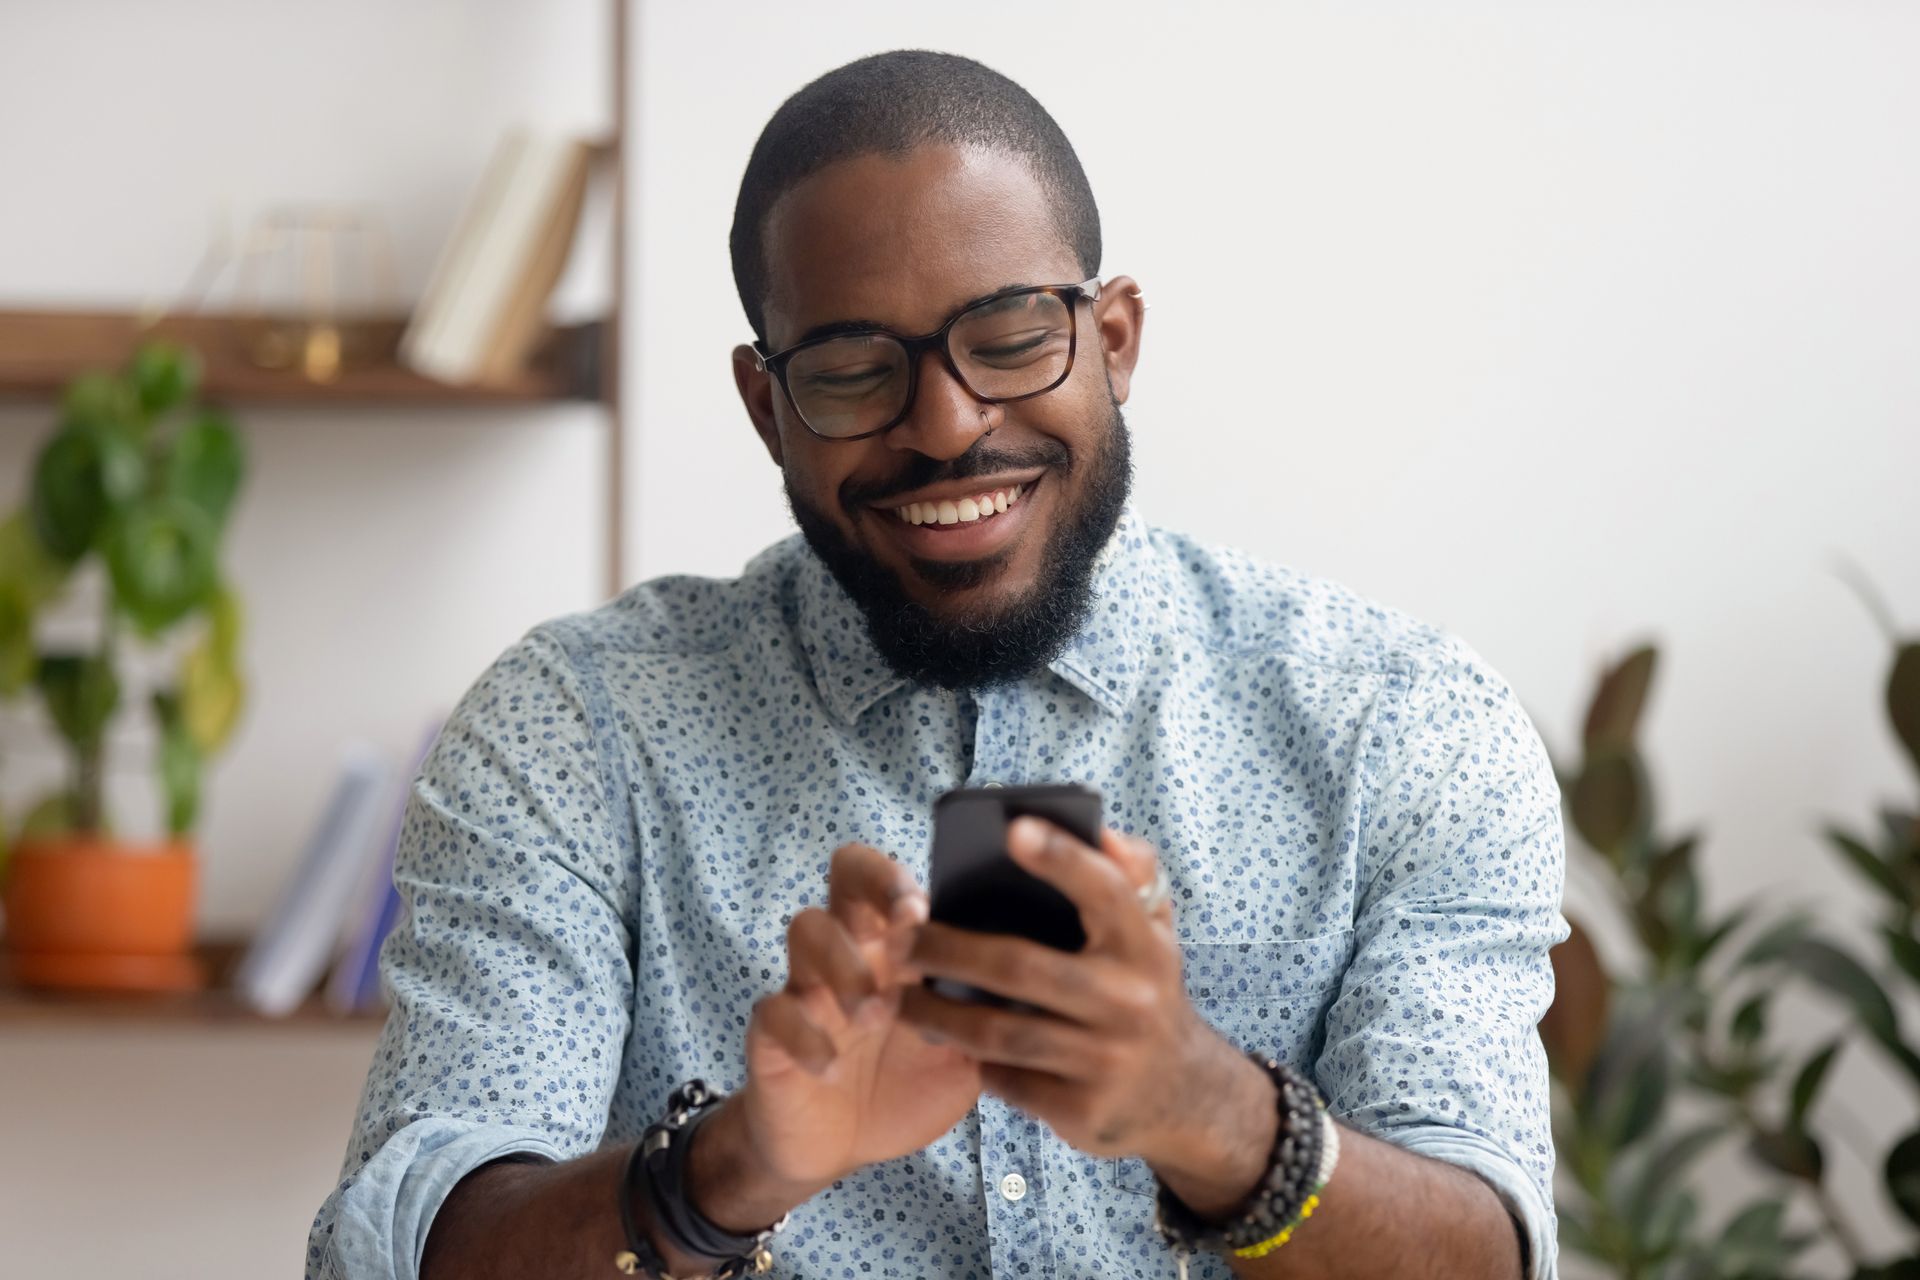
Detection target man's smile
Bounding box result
[862,471,1046,564]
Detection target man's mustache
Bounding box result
[843,438,1072,508]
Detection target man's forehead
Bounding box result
[759,143,1081,346]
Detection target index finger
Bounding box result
[826,842,927,941]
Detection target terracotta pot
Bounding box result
[1,835,205,992]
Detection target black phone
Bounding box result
[925,783,1102,1006]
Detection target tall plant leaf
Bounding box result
[1889,642,1920,779]
[1584,645,1658,754]
[1829,824,1909,906]
[1572,751,1646,858]
[1789,1039,1843,1128]
[1886,1129,1920,1230]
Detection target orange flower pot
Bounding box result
[1,835,205,992]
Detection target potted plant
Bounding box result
[0,341,246,992]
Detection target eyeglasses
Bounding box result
[752,278,1103,442]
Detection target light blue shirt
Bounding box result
[307,505,1567,1280]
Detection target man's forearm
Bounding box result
[1150,1052,1525,1280]
[423,1098,820,1280]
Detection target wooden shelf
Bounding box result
[0,936,387,1028]
[0,309,604,406]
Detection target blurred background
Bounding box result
[0,3,1914,1277]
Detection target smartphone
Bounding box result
[924,783,1102,1006]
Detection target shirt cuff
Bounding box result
[1371,1125,1559,1280]
[315,1119,568,1280]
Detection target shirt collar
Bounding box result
[791,502,1156,726]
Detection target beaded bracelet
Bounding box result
[1152,1052,1340,1274]
[1231,1104,1342,1258]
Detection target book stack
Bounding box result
[233,718,443,1017]
[400,128,595,386]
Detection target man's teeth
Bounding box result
[894,484,1023,526]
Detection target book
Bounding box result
[322,716,445,1015]
[232,743,393,1016]
[400,131,526,379]
[400,129,592,385]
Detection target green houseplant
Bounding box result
[0,341,247,992]
[1543,630,1920,1279]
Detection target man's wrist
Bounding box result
[1141,1036,1280,1221]
[681,1091,824,1239]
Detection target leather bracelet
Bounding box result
[614,1079,788,1278]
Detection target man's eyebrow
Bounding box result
[785,282,1034,347]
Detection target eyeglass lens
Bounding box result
[784,289,1075,438]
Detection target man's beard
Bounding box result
[785,402,1133,691]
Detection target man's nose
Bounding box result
[885,348,992,461]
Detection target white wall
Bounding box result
[628,1,1920,1271]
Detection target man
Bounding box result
[309,50,1567,1280]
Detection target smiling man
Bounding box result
[309,51,1568,1280]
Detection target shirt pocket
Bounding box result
[1110,928,1355,1196]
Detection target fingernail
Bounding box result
[1008,816,1042,850]
[892,892,929,925]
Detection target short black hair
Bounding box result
[730,50,1102,345]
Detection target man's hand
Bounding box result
[896,816,1270,1191]
[720,842,983,1203]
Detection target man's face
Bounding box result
[732,143,1145,687]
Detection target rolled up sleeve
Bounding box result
[306,623,637,1280]
[1314,643,1570,1280]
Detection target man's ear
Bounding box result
[1090,275,1145,405]
[732,344,783,466]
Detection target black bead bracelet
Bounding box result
[1153,1051,1336,1263]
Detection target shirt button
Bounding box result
[999,1172,1027,1201]
[981,780,1004,789]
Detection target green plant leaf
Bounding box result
[162,409,244,529]
[1622,1122,1726,1231]
[179,635,244,752]
[34,652,119,752]
[204,578,242,660]
[1730,992,1769,1047]
[1853,1262,1920,1280]
[1736,912,1817,969]
[0,580,34,695]
[60,370,137,431]
[1830,824,1910,906]
[1787,938,1900,1043]
[29,426,113,560]
[1885,1129,1920,1230]
[1749,1126,1824,1183]
[1609,1047,1670,1148]
[1641,1186,1699,1265]
[1584,645,1658,754]
[1880,807,1920,860]
[1789,1039,1843,1128]
[1556,1206,1606,1261]
[1572,750,1647,858]
[1883,927,1920,987]
[130,342,202,418]
[151,689,201,835]
[0,508,71,608]
[101,494,218,636]
[1689,901,1754,966]
[1889,642,1920,780]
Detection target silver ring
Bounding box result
[1136,862,1171,913]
